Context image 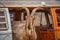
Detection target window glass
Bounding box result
[0,11,7,30]
[34,12,47,26]
[56,9,60,26]
[0,24,6,28]
[0,18,5,22]
[48,13,53,29]
[41,12,47,25]
[34,12,41,26]
[0,11,5,16]
[48,14,52,24]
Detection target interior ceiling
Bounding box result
[0,0,60,1]
[0,0,60,6]
[0,0,59,1]
[0,0,52,1]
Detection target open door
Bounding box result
[31,8,55,40]
[51,8,60,40]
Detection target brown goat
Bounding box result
[12,21,30,40]
[12,7,31,40]
[12,7,37,40]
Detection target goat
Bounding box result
[12,7,37,40]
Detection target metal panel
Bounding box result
[0,8,12,40]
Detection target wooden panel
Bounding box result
[15,11,21,21]
[39,29,55,40]
[9,10,21,21]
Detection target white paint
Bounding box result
[0,8,12,40]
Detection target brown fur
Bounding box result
[12,20,37,40]
[12,7,37,40]
[12,21,30,40]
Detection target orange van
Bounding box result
[0,6,60,40]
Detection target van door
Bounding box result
[31,8,55,40]
[52,8,60,40]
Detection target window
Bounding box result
[48,13,53,29]
[34,12,47,26]
[56,9,60,26]
[34,11,53,29]
[0,10,8,30]
[48,14,52,25]
[0,8,11,30]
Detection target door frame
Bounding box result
[50,8,60,40]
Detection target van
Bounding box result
[0,7,60,40]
